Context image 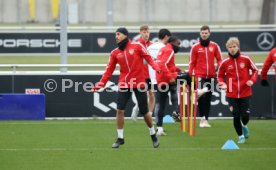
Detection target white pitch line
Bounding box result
[0,147,276,151]
[0,121,116,125]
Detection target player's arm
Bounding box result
[156,50,169,77]
[92,54,117,91]
[140,45,160,73]
[164,50,178,82]
[247,57,258,86]
[215,45,223,69]
[261,51,274,81]
[188,46,197,76]
[217,62,227,90]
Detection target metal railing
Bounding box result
[0,25,275,32]
[0,63,267,74]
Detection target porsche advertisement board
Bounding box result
[0,30,275,54]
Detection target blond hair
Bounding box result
[226,37,240,48]
[140,24,149,31]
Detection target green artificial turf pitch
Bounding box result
[0,119,275,170]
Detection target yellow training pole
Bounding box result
[28,0,36,21]
[190,76,195,136]
[51,0,60,20]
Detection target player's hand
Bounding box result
[260,79,269,86]
[220,84,227,91]
[218,82,227,91]
[169,78,176,84]
[91,82,104,92]
[246,80,253,86]
[91,86,101,92]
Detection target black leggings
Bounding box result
[155,84,178,127]
[227,97,250,136]
[198,78,213,120]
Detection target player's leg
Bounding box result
[112,88,131,148]
[203,78,212,126]
[198,78,207,127]
[134,88,159,148]
[131,79,154,122]
[148,89,155,115]
[153,84,159,122]
[169,84,180,121]
[156,85,169,135]
[203,90,213,127]
[131,94,139,122]
[240,97,250,138]
[227,97,245,144]
[198,78,212,127]
[146,79,155,116]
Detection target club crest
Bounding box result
[97,38,106,48]
[129,49,134,55]
[240,63,245,69]
[209,47,213,52]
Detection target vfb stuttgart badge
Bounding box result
[97,38,106,48]
[129,49,134,55]
[240,63,245,69]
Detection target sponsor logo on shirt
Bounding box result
[198,48,204,53]
[228,65,234,70]
[117,53,123,58]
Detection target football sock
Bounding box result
[117,129,124,139]
[149,126,155,135]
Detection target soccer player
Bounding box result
[260,48,276,86]
[92,27,160,148]
[155,36,181,135]
[147,29,172,122]
[188,25,222,128]
[131,24,154,121]
[218,37,258,144]
[131,28,172,122]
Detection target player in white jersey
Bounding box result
[147,43,165,83]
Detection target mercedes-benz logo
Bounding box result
[256,32,274,50]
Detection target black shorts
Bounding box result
[145,79,155,91]
[227,97,251,117]
[117,88,149,115]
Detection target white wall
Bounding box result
[0,0,265,24]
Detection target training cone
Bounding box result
[163,115,175,123]
[221,139,240,150]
